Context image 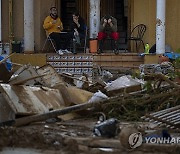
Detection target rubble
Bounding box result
[0,59,179,153]
[139,62,174,76]
[0,84,65,115]
[105,75,143,96]
[142,105,180,129]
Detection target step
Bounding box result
[118,43,128,50]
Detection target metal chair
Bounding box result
[42,35,57,53]
[128,24,146,52]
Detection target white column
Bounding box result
[0,0,1,41]
[89,0,100,39]
[156,0,166,54]
[24,0,34,52]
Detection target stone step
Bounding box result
[118,43,128,50]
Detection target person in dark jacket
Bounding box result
[70,11,86,54]
[98,15,119,54]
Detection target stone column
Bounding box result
[24,0,34,53]
[156,0,166,54]
[89,0,100,39]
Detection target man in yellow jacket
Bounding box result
[43,7,71,54]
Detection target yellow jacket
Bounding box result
[43,16,63,35]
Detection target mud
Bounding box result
[0,119,96,153]
[0,118,179,154]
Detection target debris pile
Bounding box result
[0,55,180,153]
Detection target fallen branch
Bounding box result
[145,73,180,89]
[103,88,180,106]
[137,88,180,105]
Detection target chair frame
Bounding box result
[128,24,146,52]
[42,27,88,54]
[42,35,57,53]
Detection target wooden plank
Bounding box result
[14,99,107,127]
[0,84,65,115]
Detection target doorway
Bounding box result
[60,0,76,31]
[115,0,128,50]
[100,0,128,50]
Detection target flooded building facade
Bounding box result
[0,0,180,53]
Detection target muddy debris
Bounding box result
[0,59,179,153]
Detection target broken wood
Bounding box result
[11,74,46,85]
[14,100,104,127]
[145,73,180,89]
[11,62,23,66]
[60,73,93,84]
[136,88,180,105]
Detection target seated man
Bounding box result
[43,7,71,55]
[98,15,119,54]
[70,11,86,54]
